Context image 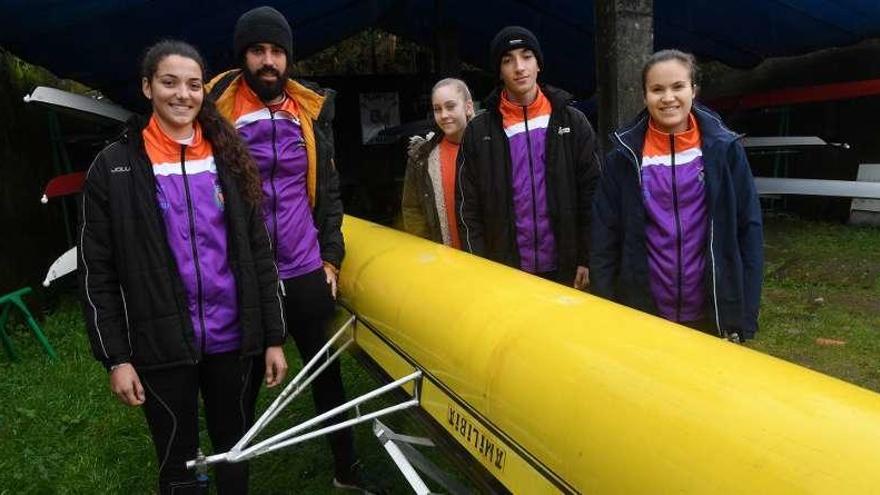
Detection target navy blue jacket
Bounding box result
[590,104,763,339]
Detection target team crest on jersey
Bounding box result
[155,186,170,211]
[213,180,225,210]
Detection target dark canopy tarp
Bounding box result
[3,0,880,106]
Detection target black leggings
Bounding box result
[283,267,356,479]
[139,351,264,494]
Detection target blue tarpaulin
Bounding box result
[2,0,880,105]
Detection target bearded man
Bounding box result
[208,7,373,492]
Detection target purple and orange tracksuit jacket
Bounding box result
[209,71,345,278]
[144,116,241,354]
[640,114,708,323]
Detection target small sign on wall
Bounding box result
[360,92,400,145]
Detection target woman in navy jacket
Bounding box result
[591,49,763,341]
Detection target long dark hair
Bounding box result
[141,40,263,206]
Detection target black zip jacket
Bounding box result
[455,85,600,283]
[78,117,286,371]
[307,79,345,268]
[591,104,764,338]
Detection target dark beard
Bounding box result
[242,66,286,102]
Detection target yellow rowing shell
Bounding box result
[338,216,880,494]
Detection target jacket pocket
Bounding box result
[130,315,191,368]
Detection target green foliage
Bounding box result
[294,29,432,76]
[0,48,90,96]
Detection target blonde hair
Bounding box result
[431,78,473,103]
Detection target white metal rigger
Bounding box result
[186,314,422,470]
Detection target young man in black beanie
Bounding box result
[456,25,600,289]
[207,6,374,493]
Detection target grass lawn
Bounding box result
[748,214,880,391]
[0,303,431,494]
[1,214,879,493]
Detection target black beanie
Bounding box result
[234,6,293,60]
[490,26,543,76]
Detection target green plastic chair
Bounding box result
[0,287,58,361]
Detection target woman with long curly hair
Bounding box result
[78,40,287,494]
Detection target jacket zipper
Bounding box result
[135,135,197,362]
[179,144,208,354]
[522,105,539,271]
[270,112,280,260]
[616,113,726,334]
[669,134,683,321]
[709,220,723,337]
[314,120,322,213]
[614,131,642,185]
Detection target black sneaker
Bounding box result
[332,477,373,494]
[332,462,387,494]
